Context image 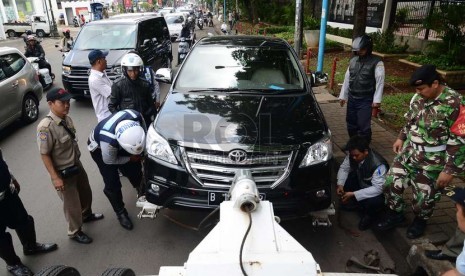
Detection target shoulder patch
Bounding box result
[38,131,48,141]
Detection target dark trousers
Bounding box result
[346,95,373,142]
[0,192,36,266]
[38,59,52,75]
[90,148,142,215]
[344,172,385,216]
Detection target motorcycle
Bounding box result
[55,38,73,58]
[177,37,191,66]
[27,57,53,89]
[197,17,204,30]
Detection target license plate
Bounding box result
[207,191,265,206]
[44,75,52,84]
[84,90,90,95]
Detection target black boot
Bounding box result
[0,232,21,268]
[407,217,427,239]
[16,216,57,256]
[376,210,405,231]
[116,209,133,230]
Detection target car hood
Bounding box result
[63,49,128,67]
[155,91,328,149]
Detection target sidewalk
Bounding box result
[314,86,462,274]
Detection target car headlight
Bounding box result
[299,135,332,168]
[62,66,71,75]
[113,66,122,75]
[146,126,177,164]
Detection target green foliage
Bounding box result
[371,29,409,54]
[382,93,415,130]
[394,7,409,29]
[262,26,294,34]
[303,15,320,30]
[407,54,465,71]
[326,26,353,38]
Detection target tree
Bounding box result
[353,0,368,38]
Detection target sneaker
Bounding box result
[136,195,147,208]
[407,217,427,239]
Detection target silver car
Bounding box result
[0,47,43,129]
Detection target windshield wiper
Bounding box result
[188,88,240,92]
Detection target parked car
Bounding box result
[0,47,42,130]
[158,7,175,16]
[145,36,333,217]
[61,15,172,99]
[3,14,51,37]
[164,12,187,42]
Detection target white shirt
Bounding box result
[339,60,385,104]
[336,154,386,201]
[88,69,112,122]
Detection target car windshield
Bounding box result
[73,24,137,50]
[165,15,184,24]
[174,45,305,92]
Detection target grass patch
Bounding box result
[381,92,414,130]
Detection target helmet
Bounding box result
[115,120,146,155]
[26,30,32,35]
[27,35,36,42]
[352,34,373,54]
[63,28,70,34]
[121,53,143,79]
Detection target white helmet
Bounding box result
[115,120,146,155]
[121,53,144,71]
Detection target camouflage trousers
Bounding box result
[384,158,441,220]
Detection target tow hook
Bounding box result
[309,203,335,227]
[137,202,162,219]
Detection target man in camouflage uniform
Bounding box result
[377,65,465,239]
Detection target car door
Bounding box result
[137,20,156,66]
[0,52,26,126]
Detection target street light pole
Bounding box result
[47,0,59,37]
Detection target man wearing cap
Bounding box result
[88,49,112,122]
[339,34,385,143]
[377,65,465,239]
[37,88,103,244]
[442,187,465,275]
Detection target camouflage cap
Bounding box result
[409,64,439,86]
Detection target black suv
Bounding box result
[145,36,333,217]
[61,15,172,99]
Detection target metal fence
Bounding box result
[389,0,464,40]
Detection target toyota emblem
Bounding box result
[228,149,247,163]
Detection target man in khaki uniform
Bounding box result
[37,87,103,244]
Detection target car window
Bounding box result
[73,24,137,50]
[165,16,184,24]
[174,45,304,91]
[0,53,25,79]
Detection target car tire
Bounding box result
[7,30,16,37]
[36,29,45,37]
[21,94,39,124]
[101,268,135,276]
[34,265,80,276]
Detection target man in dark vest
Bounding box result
[0,148,57,276]
[337,135,388,230]
[338,34,385,143]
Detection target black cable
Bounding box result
[197,206,219,232]
[239,210,252,276]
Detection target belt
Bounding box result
[410,142,446,153]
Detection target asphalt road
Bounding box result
[0,25,395,275]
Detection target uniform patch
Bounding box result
[38,131,48,141]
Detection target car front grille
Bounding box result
[181,147,295,189]
[65,67,119,91]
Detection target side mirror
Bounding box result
[154,68,172,84]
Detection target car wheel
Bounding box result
[101,268,135,276]
[36,29,45,37]
[21,94,39,124]
[7,30,15,37]
[34,265,80,276]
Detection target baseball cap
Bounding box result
[409,64,439,86]
[46,87,72,102]
[446,187,465,208]
[88,49,109,64]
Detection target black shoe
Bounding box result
[407,217,427,239]
[83,213,104,223]
[358,215,373,231]
[117,211,133,230]
[23,242,57,255]
[6,264,33,276]
[376,210,405,231]
[424,250,457,262]
[70,231,93,244]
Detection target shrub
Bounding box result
[371,29,409,54]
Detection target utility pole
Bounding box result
[293,0,302,55]
[316,0,329,71]
[47,0,59,37]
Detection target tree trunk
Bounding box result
[353,0,368,38]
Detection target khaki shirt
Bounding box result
[37,111,81,171]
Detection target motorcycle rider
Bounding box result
[180,22,192,47]
[21,30,33,44]
[73,16,79,27]
[108,53,156,125]
[24,35,54,78]
[59,29,73,52]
